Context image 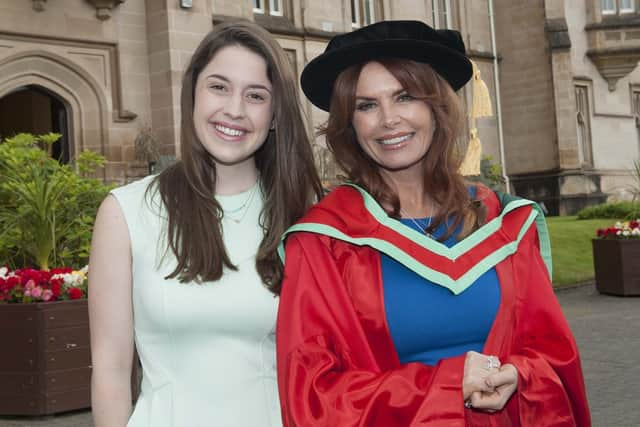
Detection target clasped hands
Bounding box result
[462,350,518,412]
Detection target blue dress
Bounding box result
[381,217,501,366]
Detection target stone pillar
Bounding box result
[545,1,579,170]
[145,0,216,158]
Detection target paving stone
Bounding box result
[557,284,640,427]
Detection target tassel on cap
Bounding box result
[460,61,493,176]
[471,61,493,118]
[459,128,482,176]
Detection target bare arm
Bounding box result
[89,195,134,427]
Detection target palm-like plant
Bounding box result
[0,133,111,270]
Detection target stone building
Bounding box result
[0,0,638,214]
[498,0,640,214]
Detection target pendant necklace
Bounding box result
[221,183,258,224]
[400,199,435,239]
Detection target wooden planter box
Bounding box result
[592,239,640,296]
[0,299,91,415]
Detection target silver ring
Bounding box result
[486,355,500,370]
[464,400,473,409]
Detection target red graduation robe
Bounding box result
[276,184,590,427]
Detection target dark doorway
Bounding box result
[0,85,70,163]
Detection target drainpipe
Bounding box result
[488,0,510,193]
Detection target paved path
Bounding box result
[0,284,638,426]
[557,284,640,427]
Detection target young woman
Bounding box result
[89,21,322,427]
[276,20,590,426]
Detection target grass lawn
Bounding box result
[546,216,613,287]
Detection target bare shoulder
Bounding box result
[95,195,128,236]
[91,194,131,265]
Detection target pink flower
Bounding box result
[42,289,53,301]
[31,286,43,298]
[23,279,36,297]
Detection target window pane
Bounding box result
[364,0,375,25]
[634,91,640,116]
[574,85,593,166]
[439,0,450,28]
[253,0,263,12]
[620,0,634,12]
[351,0,360,27]
[601,0,616,14]
[270,0,283,15]
[432,0,449,29]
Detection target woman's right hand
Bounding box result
[462,350,501,401]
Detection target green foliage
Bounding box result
[0,133,112,270]
[75,149,106,176]
[576,201,640,220]
[466,155,506,192]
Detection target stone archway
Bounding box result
[0,50,110,162]
[0,85,70,163]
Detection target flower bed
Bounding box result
[596,220,640,239]
[593,219,640,296]
[0,266,91,415]
[0,266,87,303]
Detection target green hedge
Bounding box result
[576,201,640,220]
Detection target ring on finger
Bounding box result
[486,355,500,370]
[464,400,473,409]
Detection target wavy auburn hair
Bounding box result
[321,58,484,239]
[151,21,322,294]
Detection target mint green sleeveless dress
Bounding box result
[110,175,281,427]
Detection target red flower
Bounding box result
[50,267,73,275]
[67,287,84,300]
[50,282,62,298]
[50,277,64,287]
[606,227,619,236]
[5,275,20,290]
[15,268,51,286]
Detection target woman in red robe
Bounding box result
[276,20,590,427]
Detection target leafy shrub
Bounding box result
[466,155,506,192]
[0,133,112,270]
[576,201,640,220]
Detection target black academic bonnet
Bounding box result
[300,20,473,111]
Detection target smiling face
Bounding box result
[193,44,274,173]
[351,61,436,179]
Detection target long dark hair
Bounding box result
[322,58,483,239]
[152,21,322,294]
